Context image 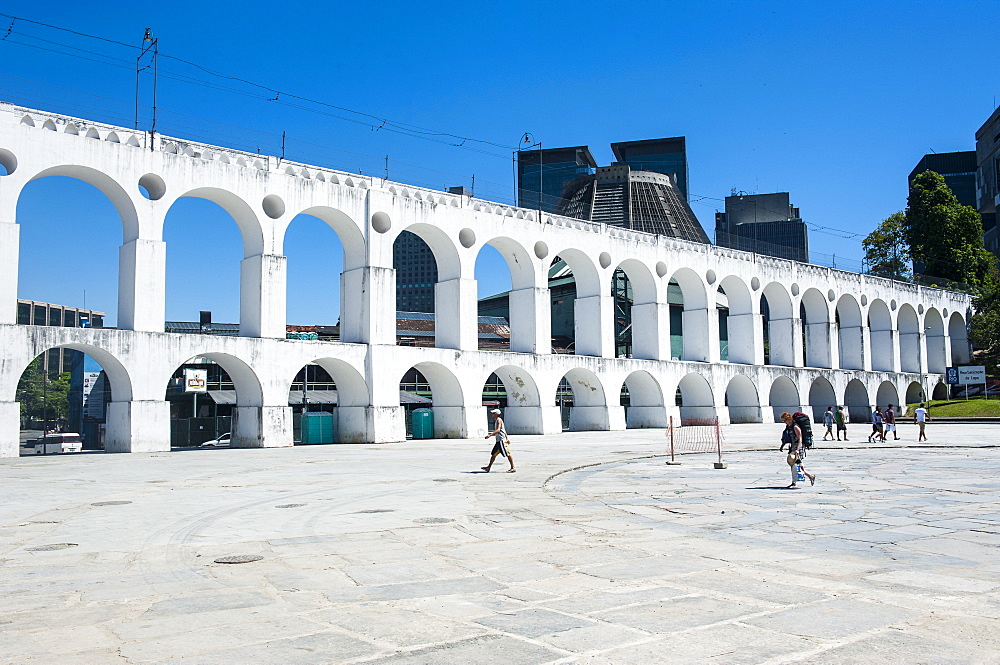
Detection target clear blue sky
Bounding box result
[4,0,999,326]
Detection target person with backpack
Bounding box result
[779,411,816,489]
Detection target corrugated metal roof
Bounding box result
[208,390,431,405]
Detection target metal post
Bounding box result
[665,415,681,465]
[713,416,727,469]
[42,368,47,456]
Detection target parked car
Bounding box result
[28,433,84,454]
[199,433,231,447]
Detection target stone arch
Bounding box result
[808,376,837,422]
[395,221,461,281]
[670,268,710,362]
[836,294,864,370]
[905,381,924,405]
[932,382,948,400]
[800,288,831,368]
[725,374,761,423]
[27,165,140,242]
[558,367,614,431]
[844,378,870,423]
[768,375,800,422]
[476,237,539,353]
[614,258,659,360]
[623,370,666,428]
[924,308,946,373]
[949,311,970,365]
[677,372,716,423]
[297,357,368,443]
[408,361,465,438]
[290,206,366,271]
[177,187,265,258]
[875,381,899,408]
[478,236,536,291]
[761,282,794,366]
[719,275,755,364]
[395,222,463,350]
[9,343,132,403]
[552,248,602,356]
[868,299,893,371]
[897,304,920,373]
[487,364,543,434]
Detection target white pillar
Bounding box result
[900,332,922,373]
[626,405,668,428]
[569,405,625,431]
[838,325,865,370]
[682,307,719,362]
[118,239,166,332]
[768,317,800,366]
[508,287,550,354]
[574,294,614,357]
[435,278,477,351]
[0,223,18,325]
[365,406,405,443]
[433,405,483,438]
[231,405,293,447]
[340,266,396,345]
[631,302,669,360]
[240,254,286,338]
[726,312,761,364]
[503,405,561,434]
[105,400,170,453]
[0,401,19,458]
[927,333,948,373]
[804,322,833,368]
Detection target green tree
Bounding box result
[970,268,1000,375]
[905,171,996,288]
[15,356,71,422]
[863,211,910,280]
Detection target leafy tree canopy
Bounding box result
[863,211,911,281]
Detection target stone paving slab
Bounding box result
[2,424,1000,663]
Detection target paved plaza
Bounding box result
[1,423,999,664]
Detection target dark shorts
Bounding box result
[491,440,509,458]
[836,424,847,431]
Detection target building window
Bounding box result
[17,303,30,325]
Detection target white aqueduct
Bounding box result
[0,103,973,457]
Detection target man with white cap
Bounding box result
[482,408,516,472]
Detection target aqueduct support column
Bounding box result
[631,302,670,360]
[574,294,615,358]
[839,325,865,370]
[0,401,18,458]
[504,405,562,434]
[0,222,18,325]
[569,406,626,431]
[508,287,551,354]
[232,405,293,448]
[240,254,287,338]
[119,239,166,332]
[340,267,396,345]
[105,400,171,453]
[768,317,802,366]
[805,322,833,368]
[683,307,720,362]
[366,355,406,443]
[435,278,478,351]
[726,313,763,364]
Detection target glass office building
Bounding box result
[393,231,438,313]
[517,146,597,213]
[610,137,689,200]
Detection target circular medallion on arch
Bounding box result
[791,283,800,296]
[656,261,668,278]
[706,269,717,285]
[459,228,476,248]
[371,211,392,234]
[138,173,166,200]
[0,148,18,176]
[599,252,612,269]
[827,289,836,302]
[262,194,285,219]
[861,295,868,306]
[750,276,760,291]
[533,241,548,259]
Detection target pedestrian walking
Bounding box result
[869,406,885,442]
[482,409,516,472]
[822,406,835,441]
[835,405,848,441]
[885,404,899,440]
[913,402,930,442]
[779,412,816,489]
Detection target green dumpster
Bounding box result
[301,412,335,444]
[411,408,434,439]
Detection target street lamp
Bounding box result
[515,133,542,213]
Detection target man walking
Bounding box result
[822,406,835,441]
[885,404,899,440]
[835,405,848,441]
[914,403,930,442]
[482,409,516,472]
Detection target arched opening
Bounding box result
[670,268,710,361]
[725,374,761,423]
[761,283,793,366]
[622,370,665,428]
[768,376,800,422]
[165,354,258,447]
[474,240,519,352]
[869,300,893,372]
[924,308,946,373]
[289,358,369,443]
[905,381,924,406]
[844,378,871,423]
[14,346,122,453]
[613,260,658,359]
[484,365,541,434]
[716,286,730,361]
[808,376,837,423]
[800,288,831,368]
[398,361,464,438]
[548,259,577,354]
[677,372,716,424]
[898,304,920,373]
[719,276,753,364]
[393,224,461,349]
[836,295,863,370]
[557,368,611,431]
[949,312,970,365]
[932,382,948,400]
[875,381,899,409]
[553,249,602,356]
[17,175,121,325]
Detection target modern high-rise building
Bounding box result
[16,299,106,375]
[714,192,809,263]
[610,137,689,200]
[909,151,978,209]
[975,107,1000,258]
[393,231,437,313]
[516,146,597,213]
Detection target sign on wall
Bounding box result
[184,369,208,393]
[945,366,986,385]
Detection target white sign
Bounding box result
[82,371,105,420]
[957,366,987,384]
[184,369,208,393]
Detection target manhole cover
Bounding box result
[275,503,305,509]
[414,517,453,524]
[28,520,59,524]
[27,543,78,551]
[432,478,458,483]
[92,501,132,506]
[147,480,168,483]
[213,554,263,564]
[357,509,394,514]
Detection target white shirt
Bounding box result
[915,407,928,423]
